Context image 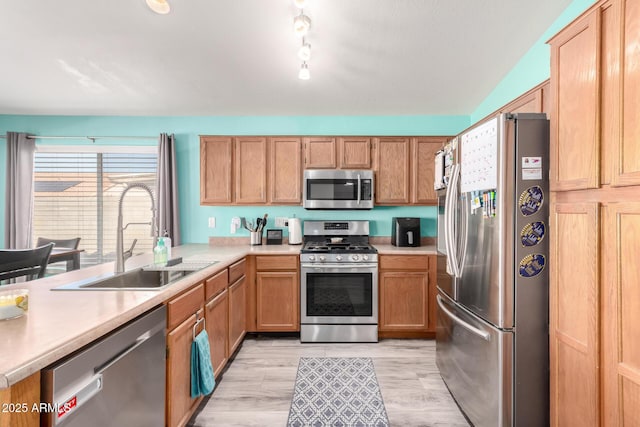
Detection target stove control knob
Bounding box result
[363,254,369,261]
[319,255,326,262]
[308,255,316,261]
[351,254,360,261]
[335,255,343,261]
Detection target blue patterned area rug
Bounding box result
[287,357,390,427]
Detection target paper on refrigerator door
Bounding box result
[460,117,498,193]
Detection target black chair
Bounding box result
[36,237,81,250]
[0,243,54,284]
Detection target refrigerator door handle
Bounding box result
[444,166,455,275]
[457,190,469,277]
[448,164,462,278]
[437,295,490,341]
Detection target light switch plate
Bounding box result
[208,217,216,228]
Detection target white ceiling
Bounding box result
[0,0,572,117]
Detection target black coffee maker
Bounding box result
[391,217,421,247]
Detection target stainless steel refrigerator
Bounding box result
[435,113,549,427]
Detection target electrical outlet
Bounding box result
[275,217,288,227]
[208,217,216,228]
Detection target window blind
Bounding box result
[33,150,158,267]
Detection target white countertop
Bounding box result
[0,241,435,388]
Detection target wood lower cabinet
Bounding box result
[167,307,204,427]
[378,255,435,337]
[205,289,228,378]
[252,255,300,332]
[256,271,299,331]
[373,137,411,204]
[0,372,40,427]
[228,275,247,355]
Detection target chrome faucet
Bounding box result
[115,183,157,273]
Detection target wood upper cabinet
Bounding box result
[411,137,447,205]
[549,202,600,427]
[602,202,640,425]
[338,137,371,169]
[235,137,268,204]
[228,275,247,356]
[200,136,233,204]
[549,10,600,191]
[613,0,640,186]
[304,137,337,168]
[269,137,302,204]
[378,255,435,334]
[373,137,411,204]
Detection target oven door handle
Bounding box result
[301,263,378,269]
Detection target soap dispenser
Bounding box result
[154,238,168,265]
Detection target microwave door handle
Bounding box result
[357,174,361,205]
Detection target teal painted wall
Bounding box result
[470,0,597,122]
[0,115,466,246]
[0,0,598,248]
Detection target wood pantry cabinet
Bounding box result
[548,1,640,425]
[378,255,436,338]
[200,136,302,205]
[250,255,299,332]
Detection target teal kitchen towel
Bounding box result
[190,329,216,398]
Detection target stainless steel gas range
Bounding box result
[300,220,378,343]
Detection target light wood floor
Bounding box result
[188,336,470,427]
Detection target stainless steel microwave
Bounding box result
[303,169,374,210]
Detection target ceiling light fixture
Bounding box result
[293,0,308,9]
[293,13,311,37]
[298,40,311,61]
[146,0,170,14]
[299,62,310,80]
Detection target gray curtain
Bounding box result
[156,133,181,245]
[4,132,36,249]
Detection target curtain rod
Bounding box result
[0,135,157,141]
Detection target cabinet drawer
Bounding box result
[256,255,298,271]
[379,255,429,271]
[205,269,228,301]
[229,259,246,283]
[167,283,205,331]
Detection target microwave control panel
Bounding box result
[361,179,372,200]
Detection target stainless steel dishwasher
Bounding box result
[41,305,166,427]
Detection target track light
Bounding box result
[293,0,308,8]
[293,14,311,37]
[298,41,311,61]
[299,62,310,80]
[145,0,170,14]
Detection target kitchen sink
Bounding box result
[52,261,217,291]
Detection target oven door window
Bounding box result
[306,179,359,201]
[306,272,372,316]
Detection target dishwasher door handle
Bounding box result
[94,320,163,375]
